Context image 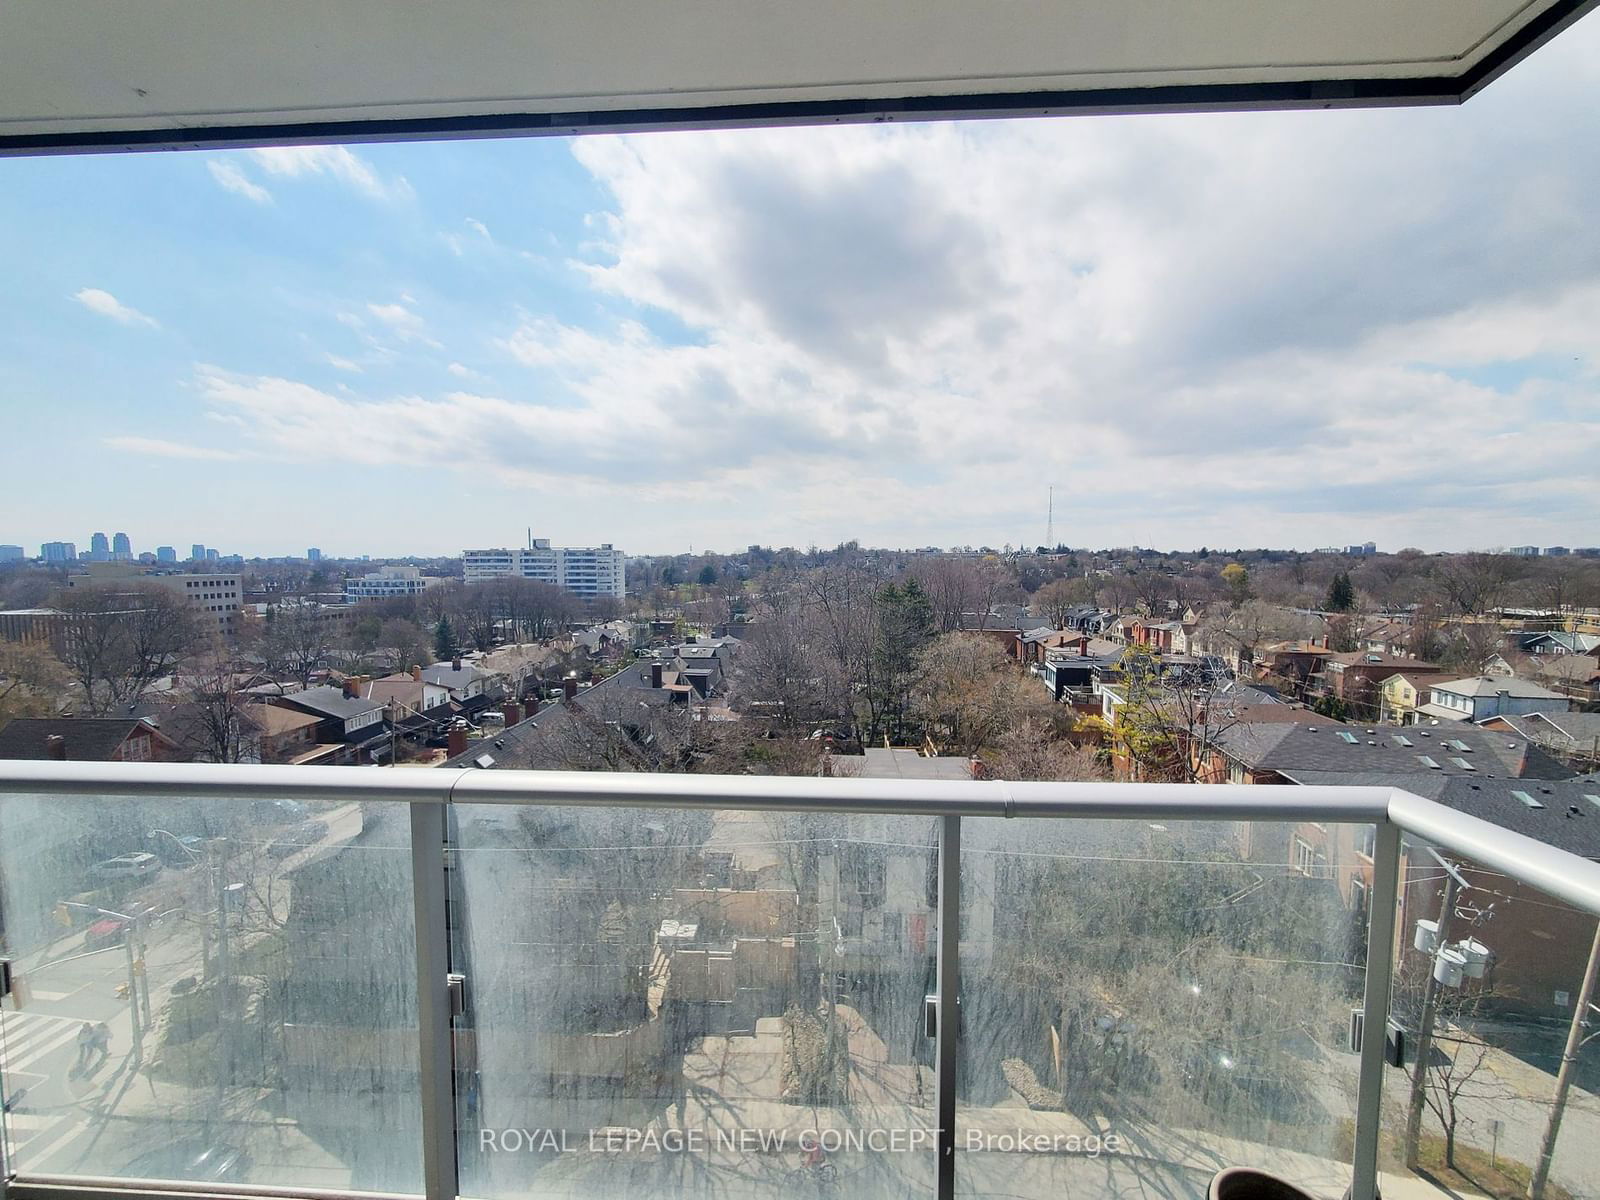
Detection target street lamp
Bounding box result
[59,900,145,1065]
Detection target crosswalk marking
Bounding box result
[0,1011,85,1075]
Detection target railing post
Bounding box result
[410,801,458,1200]
[935,814,960,1200]
[1351,820,1401,1200]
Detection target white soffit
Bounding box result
[1,0,1595,154]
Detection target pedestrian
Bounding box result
[73,1022,95,1072]
[89,1021,112,1068]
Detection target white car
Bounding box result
[91,852,162,880]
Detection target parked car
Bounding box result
[84,916,130,950]
[90,853,161,881]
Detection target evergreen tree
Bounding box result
[434,615,456,662]
[872,580,935,741]
[1324,571,1355,612]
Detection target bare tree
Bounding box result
[162,649,259,763]
[1197,600,1315,674]
[1436,553,1523,618]
[259,601,336,687]
[56,582,200,714]
[911,632,1048,756]
[988,716,1103,781]
[736,603,842,734]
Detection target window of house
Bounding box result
[1293,837,1315,876]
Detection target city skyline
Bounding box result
[3,19,1599,555]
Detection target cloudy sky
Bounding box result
[3,18,1599,560]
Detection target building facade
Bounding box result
[463,540,625,599]
[344,565,434,602]
[66,565,242,637]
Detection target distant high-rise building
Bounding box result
[112,531,132,561]
[156,545,177,563]
[0,545,23,563]
[1509,546,1541,557]
[307,547,323,563]
[206,548,220,562]
[191,544,206,561]
[1543,546,1570,557]
[462,539,626,599]
[41,541,76,563]
[89,531,110,562]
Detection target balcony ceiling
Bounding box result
[1,0,1595,155]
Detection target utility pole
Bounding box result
[1404,871,1459,1169]
[1529,919,1600,1199]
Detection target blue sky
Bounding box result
[3,16,1599,559]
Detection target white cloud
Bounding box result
[206,159,272,204]
[324,354,363,373]
[250,146,410,202]
[363,300,441,348]
[73,288,158,328]
[103,21,1600,553]
[102,435,241,461]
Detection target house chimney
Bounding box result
[563,677,579,701]
[343,678,360,699]
[651,662,664,688]
[447,723,469,758]
[452,656,462,672]
[45,734,66,761]
[502,701,522,725]
[525,694,540,716]
[411,665,422,681]
[1079,637,1088,657]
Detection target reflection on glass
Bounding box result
[957,818,1374,1200]
[0,791,421,1193]
[1380,842,1597,1200]
[449,805,937,1199]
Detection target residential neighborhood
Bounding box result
[3,538,1599,1198]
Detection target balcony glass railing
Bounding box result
[1,763,1598,1200]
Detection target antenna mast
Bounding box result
[1046,486,1054,551]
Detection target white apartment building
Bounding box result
[345,565,436,602]
[463,539,625,599]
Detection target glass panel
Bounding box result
[449,804,937,1199]
[1380,840,1598,1200]
[959,817,1375,1199]
[0,790,422,1192]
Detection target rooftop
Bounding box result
[1433,674,1567,699]
[1211,720,1573,781]
[859,747,974,780]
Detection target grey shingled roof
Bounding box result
[278,685,387,721]
[1211,721,1573,781]
[1431,675,1566,700]
[440,662,676,771]
[1496,711,1600,746]
[1281,771,1600,859]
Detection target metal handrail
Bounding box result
[3,763,1597,916]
